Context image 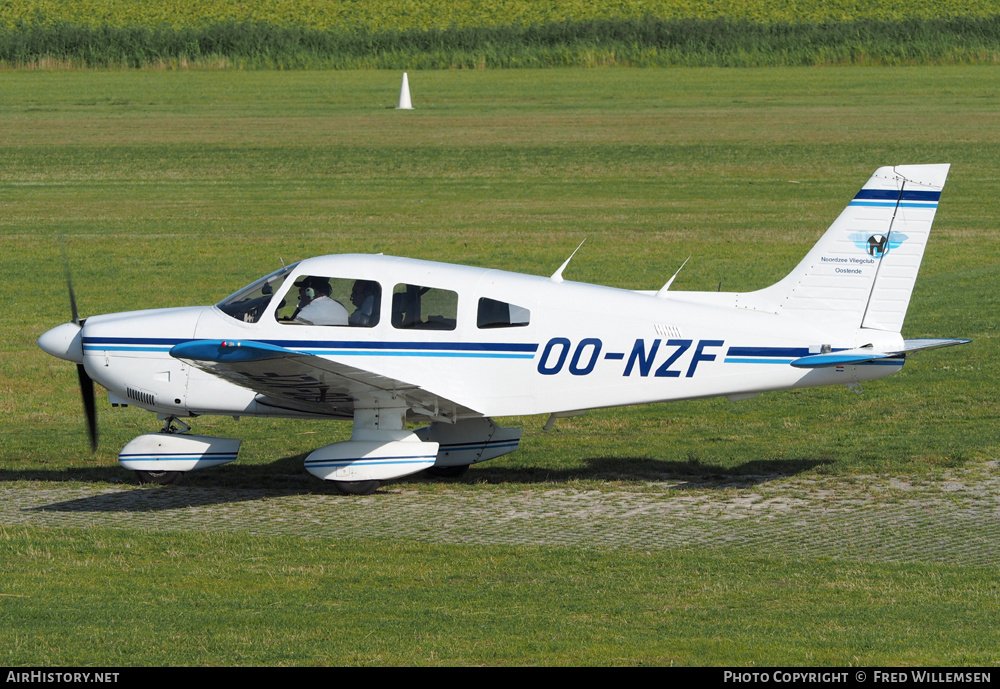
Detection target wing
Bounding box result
[170,339,480,421]
[790,338,971,369]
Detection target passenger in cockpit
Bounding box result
[349,280,380,327]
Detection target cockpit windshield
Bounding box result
[216,262,300,323]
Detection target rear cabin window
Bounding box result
[391,284,457,330]
[477,298,530,329]
[274,276,381,327]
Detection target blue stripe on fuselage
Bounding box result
[84,336,539,359]
[724,346,847,365]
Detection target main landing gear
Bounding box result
[331,480,381,496]
[135,469,184,485]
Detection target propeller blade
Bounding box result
[76,363,98,452]
[62,247,96,450]
[60,245,81,325]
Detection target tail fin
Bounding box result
[747,164,950,333]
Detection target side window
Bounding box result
[391,284,457,330]
[275,276,381,327]
[478,298,530,329]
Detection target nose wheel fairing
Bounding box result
[117,433,241,474]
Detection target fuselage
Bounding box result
[53,253,904,421]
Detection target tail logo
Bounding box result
[867,234,890,257]
[850,231,908,258]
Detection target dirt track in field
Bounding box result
[4,462,998,566]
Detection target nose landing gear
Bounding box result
[118,416,241,486]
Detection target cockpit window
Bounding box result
[275,277,382,328]
[216,262,299,323]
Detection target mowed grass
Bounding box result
[2,527,997,666]
[1,67,999,664]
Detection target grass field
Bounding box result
[1,67,999,665]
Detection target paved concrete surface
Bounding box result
[4,462,998,566]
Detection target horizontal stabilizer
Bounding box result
[790,349,894,368]
[790,338,970,369]
[897,338,973,354]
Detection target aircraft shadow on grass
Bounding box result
[452,456,832,489]
[12,454,829,514]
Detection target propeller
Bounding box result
[61,249,98,451]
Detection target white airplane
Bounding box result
[38,164,969,494]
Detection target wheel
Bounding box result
[424,464,470,479]
[333,480,380,495]
[135,470,183,486]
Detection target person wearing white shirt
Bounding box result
[292,276,349,326]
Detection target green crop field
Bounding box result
[2,1,999,68]
[2,67,999,665]
[3,0,997,29]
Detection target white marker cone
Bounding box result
[397,72,414,110]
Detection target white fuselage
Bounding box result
[76,254,903,421]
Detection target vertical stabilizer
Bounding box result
[747,164,949,333]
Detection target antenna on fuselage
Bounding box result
[655,255,691,298]
[550,239,586,283]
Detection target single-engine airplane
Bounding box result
[39,164,969,493]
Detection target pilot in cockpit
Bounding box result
[292,276,349,326]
